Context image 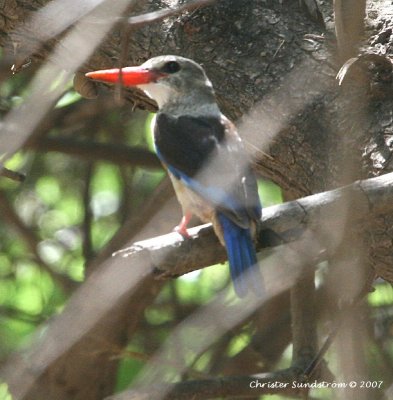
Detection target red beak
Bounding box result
[85,66,158,86]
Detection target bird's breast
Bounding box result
[168,171,214,222]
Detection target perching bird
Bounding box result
[86,55,263,297]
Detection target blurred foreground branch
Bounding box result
[334,0,366,60]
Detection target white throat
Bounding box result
[137,82,176,109]
[137,81,220,117]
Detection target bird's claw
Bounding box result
[173,212,192,239]
[173,224,191,239]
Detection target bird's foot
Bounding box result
[174,225,191,238]
[173,212,192,239]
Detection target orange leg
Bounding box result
[174,212,192,238]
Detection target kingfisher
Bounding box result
[86,55,263,297]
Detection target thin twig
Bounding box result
[0,167,26,182]
[273,39,286,60]
[266,40,285,72]
[82,163,94,264]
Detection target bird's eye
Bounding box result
[162,61,181,74]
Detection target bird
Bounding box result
[86,55,263,297]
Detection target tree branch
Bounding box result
[0,167,26,182]
[28,136,161,169]
[114,171,393,278]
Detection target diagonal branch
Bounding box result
[0,167,26,182]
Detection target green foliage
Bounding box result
[0,383,13,400]
[258,179,283,206]
[0,77,160,363]
[115,355,145,392]
[175,265,228,303]
[36,176,62,205]
[368,282,393,307]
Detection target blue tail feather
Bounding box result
[217,213,263,297]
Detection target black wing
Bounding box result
[154,112,261,227]
[154,113,224,177]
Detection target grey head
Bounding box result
[138,55,220,116]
